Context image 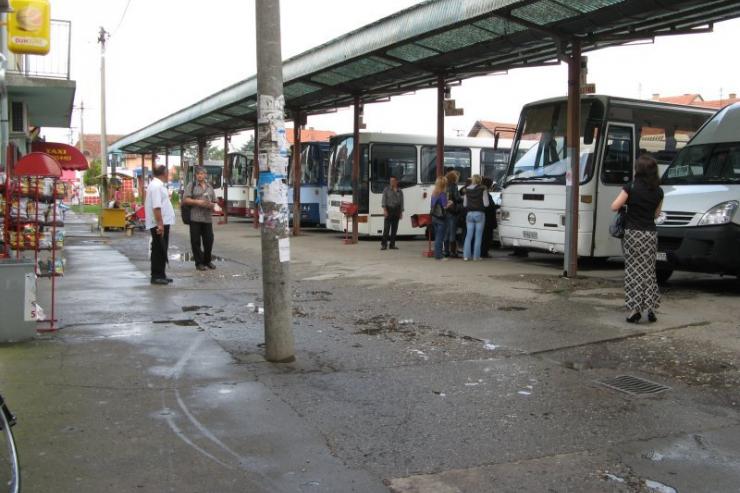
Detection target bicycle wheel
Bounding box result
[0,394,20,493]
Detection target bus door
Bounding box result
[593,122,635,256]
[369,143,419,235]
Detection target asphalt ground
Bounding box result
[1,211,738,492]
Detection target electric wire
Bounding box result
[111,0,133,37]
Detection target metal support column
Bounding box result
[564,39,582,278]
[436,75,445,178]
[140,154,146,204]
[292,112,302,236]
[253,123,260,229]
[256,0,294,363]
[351,95,361,244]
[179,145,186,190]
[197,139,205,166]
[222,132,229,223]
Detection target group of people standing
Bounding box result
[144,165,217,285]
[380,170,498,261]
[430,171,497,261]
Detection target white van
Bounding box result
[656,103,739,282]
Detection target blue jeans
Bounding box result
[433,217,447,259]
[464,211,485,259]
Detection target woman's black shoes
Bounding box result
[647,310,657,323]
[626,312,641,323]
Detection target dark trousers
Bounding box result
[381,214,400,247]
[150,225,170,280]
[189,221,214,266]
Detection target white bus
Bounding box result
[325,132,505,236]
[223,152,257,217]
[498,95,714,258]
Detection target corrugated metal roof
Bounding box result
[111,0,740,154]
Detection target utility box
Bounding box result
[0,259,37,343]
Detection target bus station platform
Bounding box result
[1,212,739,492]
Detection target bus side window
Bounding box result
[601,125,634,184]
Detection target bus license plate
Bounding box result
[656,251,667,262]
[523,230,538,240]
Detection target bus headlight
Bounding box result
[698,200,738,226]
[498,209,509,221]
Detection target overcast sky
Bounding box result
[45,0,740,149]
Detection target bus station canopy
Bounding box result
[111,0,740,155]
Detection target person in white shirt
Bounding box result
[145,166,176,285]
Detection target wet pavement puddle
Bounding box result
[170,253,227,262]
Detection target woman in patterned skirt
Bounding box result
[611,154,664,323]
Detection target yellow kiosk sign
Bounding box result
[8,0,51,55]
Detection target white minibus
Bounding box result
[497,95,714,258]
[657,102,740,282]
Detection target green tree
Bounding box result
[207,145,224,161]
[83,159,102,186]
[239,135,255,155]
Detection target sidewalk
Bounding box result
[1,212,384,492]
[1,212,739,492]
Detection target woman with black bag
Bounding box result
[443,170,462,258]
[611,154,664,323]
[430,176,449,260]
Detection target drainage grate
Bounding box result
[597,375,671,396]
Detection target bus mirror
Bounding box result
[494,132,500,150]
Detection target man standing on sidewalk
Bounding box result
[381,176,404,250]
[145,165,175,285]
[182,166,217,271]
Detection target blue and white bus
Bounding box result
[288,142,331,226]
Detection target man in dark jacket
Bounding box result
[380,176,404,250]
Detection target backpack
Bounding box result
[180,182,194,225]
[430,195,446,219]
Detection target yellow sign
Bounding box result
[8,0,51,55]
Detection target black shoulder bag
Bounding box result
[180,182,194,225]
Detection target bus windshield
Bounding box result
[291,143,330,186]
[663,143,740,185]
[205,166,222,189]
[227,153,250,186]
[505,100,601,185]
[327,136,368,195]
[481,148,509,188]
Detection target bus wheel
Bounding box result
[656,268,673,285]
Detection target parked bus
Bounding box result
[656,102,740,282]
[325,133,501,236]
[223,152,256,217]
[288,142,331,226]
[497,95,714,258]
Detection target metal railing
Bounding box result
[7,19,71,80]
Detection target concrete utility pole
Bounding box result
[98,27,110,206]
[255,0,294,362]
